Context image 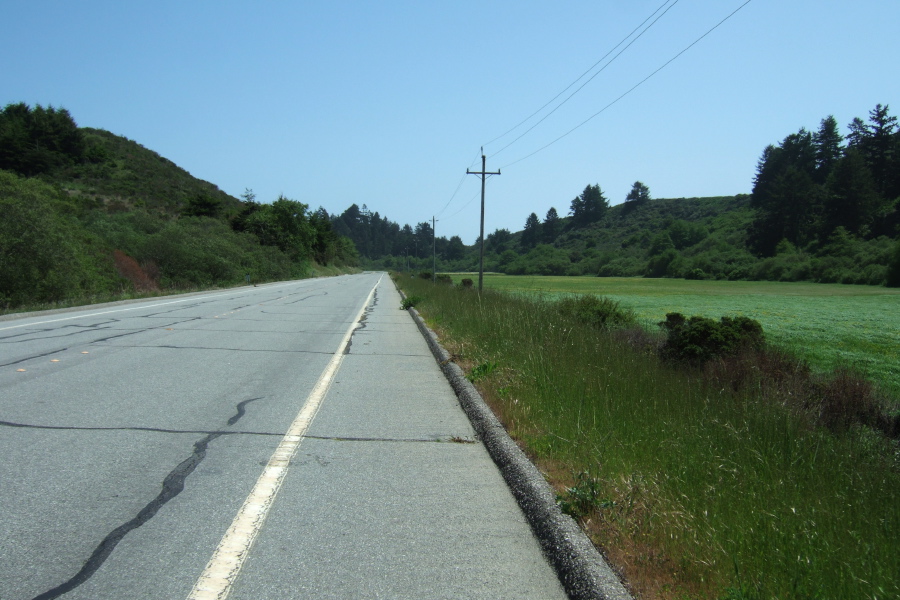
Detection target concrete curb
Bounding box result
[399,288,633,600]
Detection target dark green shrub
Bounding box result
[460,278,474,288]
[659,312,764,364]
[418,271,432,280]
[685,267,707,280]
[400,295,424,310]
[435,273,452,285]
[887,240,900,287]
[556,294,636,329]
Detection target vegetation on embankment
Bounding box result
[0,103,359,311]
[473,274,900,402]
[396,274,900,600]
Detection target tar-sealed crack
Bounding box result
[1,318,211,369]
[29,397,263,600]
[0,347,69,367]
[304,434,477,444]
[284,291,328,305]
[344,289,378,355]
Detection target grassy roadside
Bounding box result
[396,274,899,600]
[462,274,900,402]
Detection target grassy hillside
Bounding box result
[0,104,357,311]
[51,127,241,216]
[419,193,897,286]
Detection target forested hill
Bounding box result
[0,103,357,310]
[339,104,900,287]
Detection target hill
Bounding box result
[62,127,243,216]
[0,103,357,310]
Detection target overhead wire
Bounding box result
[500,0,754,170]
[482,0,677,150]
[434,150,482,220]
[487,0,681,158]
[435,2,678,223]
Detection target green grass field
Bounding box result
[467,275,900,401]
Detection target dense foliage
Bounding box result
[748,106,899,256]
[0,103,358,309]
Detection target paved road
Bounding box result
[0,273,566,599]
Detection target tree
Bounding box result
[570,184,608,228]
[749,129,820,255]
[543,207,560,243]
[625,181,651,204]
[444,235,465,261]
[487,228,512,252]
[0,102,85,176]
[822,148,881,237]
[181,192,222,218]
[521,213,541,249]
[813,116,843,183]
[847,104,898,199]
[413,221,433,257]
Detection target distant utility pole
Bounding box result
[466,149,500,292]
[432,216,437,283]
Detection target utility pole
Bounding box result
[466,148,500,292]
[432,216,437,283]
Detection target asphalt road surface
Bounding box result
[0,273,567,599]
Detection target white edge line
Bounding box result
[185,274,382,600]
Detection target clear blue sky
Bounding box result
[4,0,898,243]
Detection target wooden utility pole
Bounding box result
[466,149,500,292]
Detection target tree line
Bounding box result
[348,104,899,286]
[749,104,899,256]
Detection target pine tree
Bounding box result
[570,184,607,228]
[543,207,560,243]
[521,213,542,249]
[625,181,651,204]
[813,116,843,183]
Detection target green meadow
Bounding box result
[471,275,900,401]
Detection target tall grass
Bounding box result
[398,275,899,600]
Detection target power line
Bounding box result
[435,150,482,219]
[442,189,482,220]
[488,0,681,158]
[482,0,677,149]
[500,0,754,170]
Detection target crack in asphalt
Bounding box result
[303,434,477,444]
[284,292,329,305]
[0,348,70,367]
[344,289,378,355]
[29,397,264,600]
[89,344,337,356]
[0,419,281,438]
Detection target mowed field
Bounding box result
[469,275,900,401]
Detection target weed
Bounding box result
[400,295,424,310]
[557,471,609,519]
[466,361,498,383]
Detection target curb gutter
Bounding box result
[401,291,633,600]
